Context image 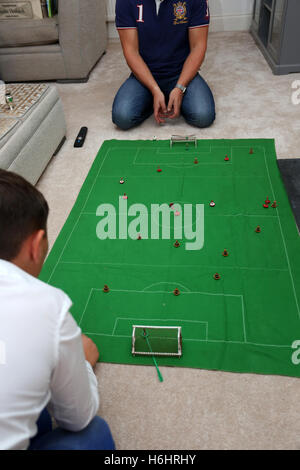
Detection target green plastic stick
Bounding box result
[143,332,164,383]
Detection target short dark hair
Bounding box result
[0,170,49,261]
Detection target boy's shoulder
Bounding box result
[0,260,72,316]
[27,272,72,315]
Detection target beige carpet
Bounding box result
[37,32,300,450]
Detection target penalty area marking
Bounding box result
[133,145,234,167]
[78,287,247,344]
[142,281,191,293]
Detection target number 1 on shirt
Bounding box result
[137,4,144,23]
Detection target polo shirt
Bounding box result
[115,0,210,79]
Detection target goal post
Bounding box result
[170,135,197,148]
[132,325,182,357]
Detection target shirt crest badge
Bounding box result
[173,1,188,25]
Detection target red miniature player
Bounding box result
[194,158,198,164]
[222,249,229,257]
[213,273,221,280]
[157,167,162,173]
[210,200,216,207]
[255,226,261,233]
[224,155,229,161]
[123,193,128,200]
[249,148,254,154]
[103,285,110,293]
[173,288,180,296]
[174,240,180,248]
[263,203,269,208]
[265,197,270,204]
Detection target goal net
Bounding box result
[170,134,197,148]
[132,325,182,357]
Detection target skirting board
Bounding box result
[209,14,252,32]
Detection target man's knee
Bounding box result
[183,98,216,128]
[184,107,216,128]
[112,79,152,130]
[112,104,136,131]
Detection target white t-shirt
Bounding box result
[0,260,99,450]
[155,0,164,15]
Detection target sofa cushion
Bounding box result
[0,84,66,185]
[0,16,58,47]
[0,84,60,162]
[0,83,49,148]
[0,83,49,119]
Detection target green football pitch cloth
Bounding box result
[40,139,300,378]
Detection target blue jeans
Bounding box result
[28,409,115,450]
[112,73,215,130]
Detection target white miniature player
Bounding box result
[5,91,14,111]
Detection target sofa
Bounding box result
[0,83,66,184]
[0,0,107,82]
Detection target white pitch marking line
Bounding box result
[133,145,234,167]
[241,296,247,342]
[47,215,81,283]
[91,175,267,179]
[80,212,278,218]
[59,261,288,272]
[263,148,300,320]
[81,147,112,213]
[91,288,242,298]
[85,332,132,338]
[113,316,208,340]
[81,288,246,344]
[142,281,191,292]
[82,331,292,348]
[47,147,110,283]
[78,289,94,327]
[112,316,119,336]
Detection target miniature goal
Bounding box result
[132,325,182,357]
[170,134,197,148]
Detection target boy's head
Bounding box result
[0,169,49,277]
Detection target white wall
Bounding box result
[106,0,255,39]
[209,0,254,32]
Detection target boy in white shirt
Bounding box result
[0,169,115,450]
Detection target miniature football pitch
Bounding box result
[40,139,300,378]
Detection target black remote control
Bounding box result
[74,127,88,148]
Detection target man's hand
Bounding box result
[153,89,168,124]
[167,87,184,119]
[82,334,99,368]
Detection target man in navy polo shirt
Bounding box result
[112,0,215,130]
